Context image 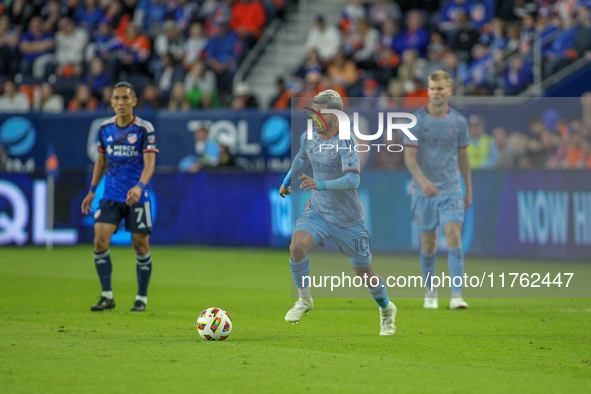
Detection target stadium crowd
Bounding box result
[0,0,282,112]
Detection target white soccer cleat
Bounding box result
[285,298,313,323]
[423,289,438,309]
[379,302,396,336]
[449,297,469,309]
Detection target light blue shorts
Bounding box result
[411,192,464,233]
[294,208,372,267]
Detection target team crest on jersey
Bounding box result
[448,126,455,136]
[127,133,137,144]
[327,149,337,160]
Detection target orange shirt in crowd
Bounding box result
[230,1,267,38]
[564,146,585,168]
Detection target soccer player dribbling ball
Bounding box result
[279,90,396,335]
[403,71,472,309]
[81,82,159,312]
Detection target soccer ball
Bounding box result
[196,307,232,341]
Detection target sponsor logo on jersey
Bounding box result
[127,133,137,144]
[106,135,113,142]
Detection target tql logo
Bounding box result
[304,108,417,153]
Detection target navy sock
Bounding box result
[94,249,112,293]
[367,277,389,308]
[136,252,152,297]
[448,248,464,293]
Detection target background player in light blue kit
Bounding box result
[81,82,158,312]
[403,71,472,309]
[279,90,396,335]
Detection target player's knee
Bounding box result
[445,228,462,248]
[132,237,149,255]
[289,242,308,262]
[421,239,437,255]
[94,234,110,251]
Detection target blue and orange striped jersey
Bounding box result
[298,130,364,228]
[403,106,469,196]
[97,115,158,203]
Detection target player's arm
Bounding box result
[300,172,360,191]
[126,152,156,205]
[404,146,438,197]
[280,153,309,198]
[81,151,107,214]
[458,147,472,210]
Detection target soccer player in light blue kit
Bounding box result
[403,71,472,309]
[279,90,396,335]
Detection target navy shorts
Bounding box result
[94,199,153,234]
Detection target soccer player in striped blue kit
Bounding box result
[403,71,472,309]
[279,90,396,335]
[81,82,158,312]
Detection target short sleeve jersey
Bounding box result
[403,106,469,196]
[97,115,159,203]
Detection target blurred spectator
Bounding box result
[305,15,341,61]
[137,84,162,110]
[75,0,104,33]
[480,18,508,51]
[368,0,401,26]
[34,82,64,113]
[503,55,533,95]
[172,0,199,32]
[98,85,114,110]
[401,78,429,108]
[469,0,495,29]
[544,16,576,76]
[269,77,289,109]
[504,22,521,54]
[85,57,112,96]
[572,5,591,59]
[5,0,35,30]
[19,16,56,79]
[88,21,123,62]
[450,11,480,62]
[462,44,494,94]
[230,82,258,109]
[230,0,267,49]
[424,32,448,77]
[104,0,131,35]
[378,18,399,50]
[0,81,31,113]
[327,51,359,88]
[0,144,8,172]
[133,0,168,35]
[361,78,381,98]
[41,0,70,34]
[114,23,151,78]
[295,50,326,79]
[553,131,588,169]
[68,84,98,111]
[493,127,522,169]
[527,129,560,168]
[393,10,430,57]
[350,18,379,67]
[179,121,221,172]
[200,0,232,36]
[340,0,366,35]
[168,81,191,111]
[155,53,186,100]
[204,22,242,94]
[397,49,428,84]
[185,60,220,108]
[467,114,498,169]
[55,17,89,79]
[184,22,209,69]
[439,0,471,34]
[154,21,186,64]
[0,16,20,78]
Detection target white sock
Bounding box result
[102,291,113,299]
[135,295,148,305]
[298,287,311,299]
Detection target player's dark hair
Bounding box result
[114,82,136,96]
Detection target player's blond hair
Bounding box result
[313,89,343,110]
[428,70,453,87]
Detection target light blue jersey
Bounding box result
[297,131,365,228]
[403,106,469,196]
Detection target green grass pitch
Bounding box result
[1,246,590,393]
